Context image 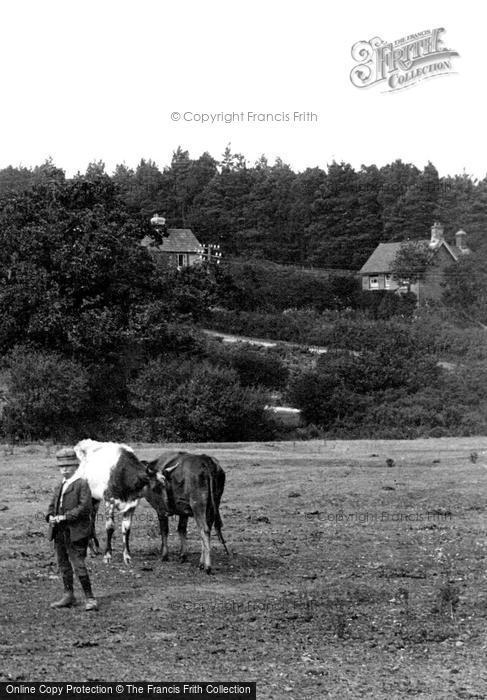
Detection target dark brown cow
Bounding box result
[143,451,229,574]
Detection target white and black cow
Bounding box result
[74,439,150,565]
[143,451,229,574]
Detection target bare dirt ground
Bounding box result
[1,438,487,699]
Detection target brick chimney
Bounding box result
[429,221,444,249]
[455,229,470,254]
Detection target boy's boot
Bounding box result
[79,574,98,611]
[51,573,75,608]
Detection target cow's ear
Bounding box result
[144,461,157,476]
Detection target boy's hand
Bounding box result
[49,515,66,524]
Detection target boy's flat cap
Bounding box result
[55,448,79,467]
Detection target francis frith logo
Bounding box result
[350,28,459,92]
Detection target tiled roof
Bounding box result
[359,239,459,274]
[162,228,201,252]
[359,242,411,274]
[141,228,202,253]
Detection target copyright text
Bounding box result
[170,111,318,124]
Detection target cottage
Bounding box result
[359,223,470,301]
[141,216,203,269]
[141,228,202,269]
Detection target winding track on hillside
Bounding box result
[202,328,329,354]
[201,328,456,370]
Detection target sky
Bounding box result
[0,0,485,178]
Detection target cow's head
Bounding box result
[142,459,168,490]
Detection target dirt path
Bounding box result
[201,328,328,354]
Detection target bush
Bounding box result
[458,408,487,436]
[411,311,487,360]
[288,353,487,438]
[286,368,344,428]
[215,259,358,312]
[286,325,441,435]
[205,341,289,390]
[2,348,90,440]
[358,290,417,319]
[83,416,156,442]
[129,360,275,442]
[128,356,198,417]
[294,424,325,440]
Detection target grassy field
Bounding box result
[1,438,487,698]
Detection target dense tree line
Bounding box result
[1,151,486,271]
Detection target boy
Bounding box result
[46,447,98,611]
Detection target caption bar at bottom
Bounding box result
[0,683,256,700]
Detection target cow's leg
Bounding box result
[198,524,211,574]
[89,498,101,556]
[193,504,212,574]
[104,500,116,564]
[177,515,189,562]
[158,512,169,561]
[121,506,136,566]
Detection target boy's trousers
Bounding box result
[54,525,89,582]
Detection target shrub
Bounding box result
[129,360,275,442]
[2,348,90,440]
[287,368,342,428]
[215,259,359,312]
[128,356,198,417]
[358,290,417,319]
[411,312,487,360]
[286,326,441,435]
[205,341,288,390]
[294,424,325,440]
[87,416,156,442]
[458,408,487,436]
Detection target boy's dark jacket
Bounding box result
[46,478,92,542]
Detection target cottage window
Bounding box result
[384,273,392,289]
[369,276,379,289]
[177,254,186,267]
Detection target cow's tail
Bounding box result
[207,458,229,555]
[89,498,101,555]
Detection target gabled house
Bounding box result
[141,226,203,269]
[359,223,470,301]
